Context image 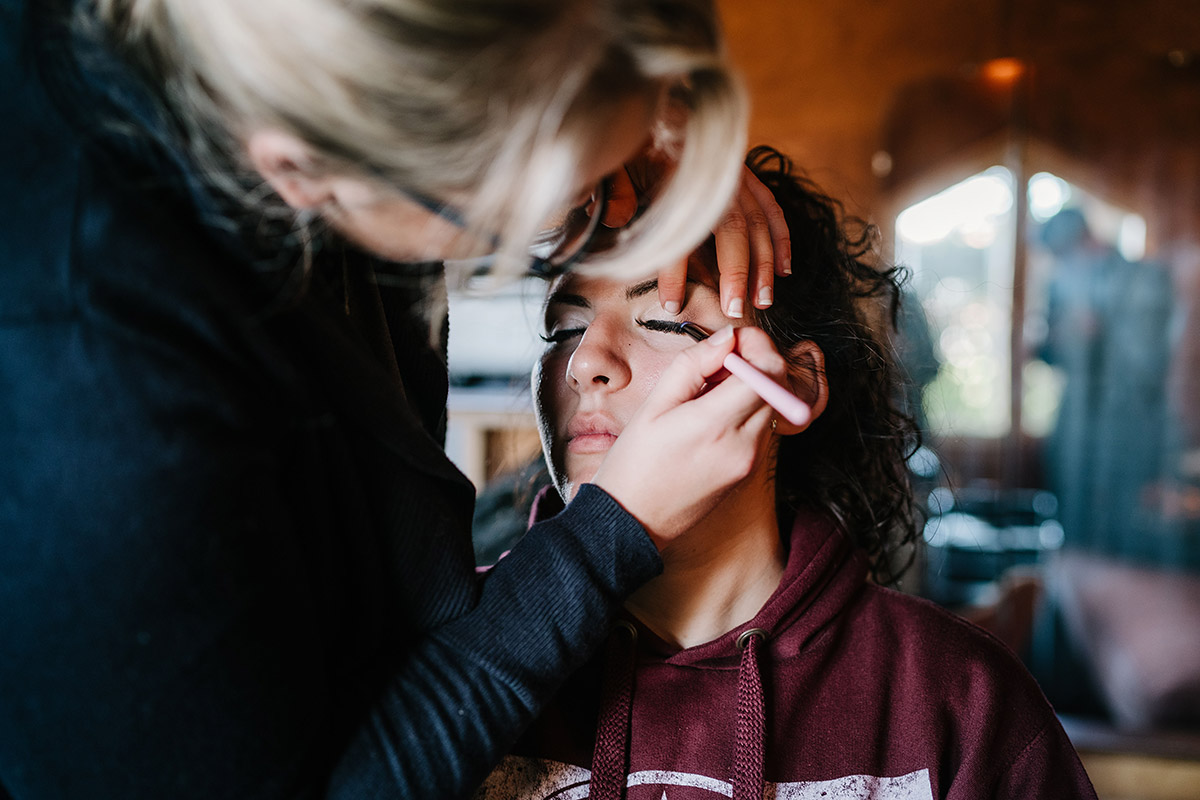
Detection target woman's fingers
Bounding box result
[713,165,790,318]
[645,164,791,317]
[741,167,792,277]
[656,258,688,315]
[683,327,789,428]
[740,189,776,311]
[638,325,785,428]
[636,325,736,416]
[713,202,753,319]
[728,325,789,375]
[589,327,785,548]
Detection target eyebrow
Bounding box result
[545,290,590,310]
[544,276,709,312]
[625,278,660,300]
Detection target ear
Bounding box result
[775,339,828,435]
[245,129,338,211]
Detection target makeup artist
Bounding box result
[0,1,791,798]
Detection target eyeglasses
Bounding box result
[527,179,612,276]
[401,179,612,276]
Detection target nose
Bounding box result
[566,320,631,393]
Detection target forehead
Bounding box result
[545,252,720,310]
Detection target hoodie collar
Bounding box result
[530,487,869,666]
[660,508,867,667]
[580,507,866,800]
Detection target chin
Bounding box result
[561,472,595,504]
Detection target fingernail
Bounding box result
[757,286,773,307]
[709,325,734,345]
[727,298,744,319]
[782,257,792,276]
[663,300,681,315]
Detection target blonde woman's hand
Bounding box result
[588,326,787,550]
[657,165,791,319]
[605,155,790,319]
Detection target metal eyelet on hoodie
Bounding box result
[736,627,770,651]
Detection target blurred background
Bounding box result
[446,3,1200,797]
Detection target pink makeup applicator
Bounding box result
[678,322,811,427]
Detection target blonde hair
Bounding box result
[93,0,747,278]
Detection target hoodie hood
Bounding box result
[529,487,870,664]
[527,489,870,800]
[648,507,868,667]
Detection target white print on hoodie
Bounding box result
[476,756,934,799]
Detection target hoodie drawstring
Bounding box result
[734,627,769,800]
[589,620,637,800]
[589,623,769,800]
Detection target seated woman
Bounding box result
[476,148,1096,800]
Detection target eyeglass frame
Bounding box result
[398,179,612,276]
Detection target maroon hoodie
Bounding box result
[475,501,1097,800]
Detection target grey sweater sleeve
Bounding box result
[330,485,661,798]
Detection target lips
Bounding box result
[568,432,618,454]
[566,413,621,454]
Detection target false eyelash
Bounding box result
[540,318,692,343]
[636,318,692,336]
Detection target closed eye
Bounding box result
[539,327,586,344]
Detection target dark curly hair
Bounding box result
[744,146,920,586]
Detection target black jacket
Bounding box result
[0,2,661,797]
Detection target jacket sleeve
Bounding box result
[2,6,663,795]
[329,485,660,798]
[0,309,660,800]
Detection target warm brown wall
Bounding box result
[718,0,987,216]
[717,0,1200,249]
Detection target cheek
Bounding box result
[326,192,479,262]
[533,352,573,469]
[624,350,674,410]
[325,201,421,261]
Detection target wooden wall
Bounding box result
[717,0,1200,250]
